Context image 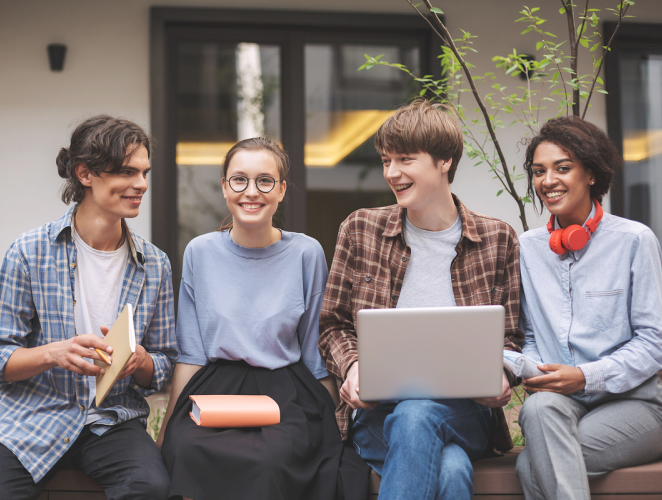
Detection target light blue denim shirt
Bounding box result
[519,204,662,395]
[0,206,177,481]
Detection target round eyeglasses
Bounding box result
[226,175,281,193]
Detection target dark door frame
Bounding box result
[604,21,662,217]
[150,7,438,281]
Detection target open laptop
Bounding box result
[357,305,505,401]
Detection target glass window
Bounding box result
[305,42,421,264]
[176,43,281,261]
[618,53,662,239]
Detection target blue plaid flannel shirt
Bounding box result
[0,206,177,481]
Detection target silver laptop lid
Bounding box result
[357,305,505,401]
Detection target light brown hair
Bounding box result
[374,98,464,183]
[219,137,290,231]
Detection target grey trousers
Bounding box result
[515,391,662,500]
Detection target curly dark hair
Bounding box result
[56,115,151,204]
[523,115,622,213]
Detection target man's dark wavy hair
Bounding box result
[56,115,151,204]
[523,115,621,213]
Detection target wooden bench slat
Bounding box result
[370,447,662,497]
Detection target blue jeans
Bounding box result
[351,399,491,500]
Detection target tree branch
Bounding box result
[582,1,629,119]
[410,0,529,231]
[562,0,580,116]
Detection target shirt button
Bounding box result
[402,256,408,262]
[79,405,85,411]
[491,287,496,293]
[71,262,76,269]
[392,295,398,301]
[73,300,76,305]
[64,438,70,444]
[365,276,371,283]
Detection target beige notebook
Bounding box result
[95,303,136,406]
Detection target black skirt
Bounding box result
[162,359,369,500]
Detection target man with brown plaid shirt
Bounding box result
[319,99,524,500]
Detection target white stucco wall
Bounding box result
[1,0,661,254]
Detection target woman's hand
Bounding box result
[523,364,586,395]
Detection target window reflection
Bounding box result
[305,43,420,264]
[176,43,281,260]
[619,53,662,238]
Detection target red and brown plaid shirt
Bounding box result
[318,195,524,452]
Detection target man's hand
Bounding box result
[473,372,512,408]
[339,362,378,410]
[99,326,153,384]
[523,364,585,395]
[48,334,113,376]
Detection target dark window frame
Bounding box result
[604,21,662,217]
[150,7,439,282]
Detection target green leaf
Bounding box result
[597,89,608,94]
[419,88,427,96]
[497,190,504,197]
[413,2,422,6]
[596,76,604,85]
[536,41,544,51]
[580,38,589,48]
[559,6,566,14]
[430,7,444,14]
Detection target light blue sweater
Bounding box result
[176,229,329,379]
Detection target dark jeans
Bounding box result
[0,418,170,500]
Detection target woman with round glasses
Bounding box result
[514,116,662,500]
[157,137,368,500]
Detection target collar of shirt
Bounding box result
[49,205,146,268]
[382,194,483,249]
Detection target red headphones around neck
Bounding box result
[547,200,603,255]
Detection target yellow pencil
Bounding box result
[75,333,112,364]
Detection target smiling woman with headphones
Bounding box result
[513,116,662,500]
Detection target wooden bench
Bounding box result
[368,447,662,499]
[39,469,105,500]
[41,447,662,499]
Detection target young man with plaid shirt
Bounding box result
[0,116,177,499]
[319,99,524,500]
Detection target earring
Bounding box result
[590,181,595,185]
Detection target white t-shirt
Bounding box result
[73,226,128,425]
[397,214,462,309]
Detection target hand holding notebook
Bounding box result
[95,304,136,406]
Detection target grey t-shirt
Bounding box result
[397,214,462,309]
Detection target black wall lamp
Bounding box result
[519,54,536,81]
[47,44,67,71]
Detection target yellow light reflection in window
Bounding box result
[304,110,395,167]
[176,142,235,166]
[623,130,662,162]
[176,110,394,167]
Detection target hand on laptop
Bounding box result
[472,373,511,408]
[340,362,378,410]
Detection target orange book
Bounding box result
[189,395,280,428]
